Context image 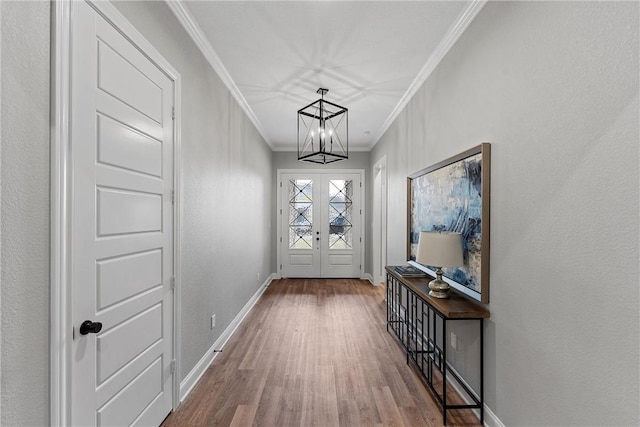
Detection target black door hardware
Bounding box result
[80,320,103,335]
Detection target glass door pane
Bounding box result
[328,179,353,249]
[288,179,313,249]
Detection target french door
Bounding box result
[279,171,363,278]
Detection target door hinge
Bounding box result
[360,182,362,188]
[360,209,362,215]
[280,209,282,215]
[360,264,362,270]
[280,237,282,243]
[280,264,282,270]
[171,190,175,205]
[171,106,175,120]
[280,181,282,187]
[360,237,362,243]
[171,360,176,374]
[170,276,176,291]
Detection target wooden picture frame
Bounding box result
[407,143,491,303]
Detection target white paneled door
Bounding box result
[70,2,174,425]
[280,171,363,278]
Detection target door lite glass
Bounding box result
[289,179,313,248]
[328,180,353,249]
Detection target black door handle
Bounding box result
[80,320,103,335]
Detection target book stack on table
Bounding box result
[394,265,427,277]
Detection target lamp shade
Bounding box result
[416,231,464,268]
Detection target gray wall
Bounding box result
[272,151,372,278]
[0,1,275,425]
[111,1,275,383]
[371,1,639,425]
[1,1,50,425]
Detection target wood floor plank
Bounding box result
[372,386,405,427]
[229,405,257,427]
[238,327,269,371]
[162,278,481,427]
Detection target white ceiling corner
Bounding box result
[166,0,487,152]
[369,0,488,150]
[165,0,272,147]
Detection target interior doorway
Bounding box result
[372,156,387,285]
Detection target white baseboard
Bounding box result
[442,356,504,427]
[363,273,386,287]
[400,316,503,427]
[483,404,504,427]
[179,273,276,402]
[178,273,504,426]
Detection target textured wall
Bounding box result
[1,1,274,424]
[371,1,639,425]
[111,1,274,381]
[0,1,50,425]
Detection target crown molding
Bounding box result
[165,0,272,148]
[369,0,488,150]
[166,0,486,153]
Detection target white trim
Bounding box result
[0,5,2,418]
[446,365,503,427]
[164,1,485,153]
[50,1,72,424]
[276,169,366,280]
[483,405,504,427]
[172,77,183,412]
[369,0,488,149]
[0,3,3,422]
[179,274,276,402]
[372,155,387,286]
[50,1,183,423]
[400,313,502,427]
[362,273,375,285]
[165,0,270,148]
[360,175,366,282]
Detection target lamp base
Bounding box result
[428,268,450,299]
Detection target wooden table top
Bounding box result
[386,266,490,319]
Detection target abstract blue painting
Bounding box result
[408,144,490,302]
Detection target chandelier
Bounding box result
[297,88,348,164]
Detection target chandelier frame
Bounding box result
[297,88,349,164]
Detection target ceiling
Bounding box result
[168,1,486,151]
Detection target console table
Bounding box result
[386,266,490,425]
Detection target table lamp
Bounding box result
[416,231,464,299]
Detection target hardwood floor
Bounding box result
[162,279,481,426]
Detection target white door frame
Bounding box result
[50,1,182,424]
[372,156,388,285]
[276,169,366,279]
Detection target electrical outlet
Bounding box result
[210,314,216,329]
[451,332,457,351]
